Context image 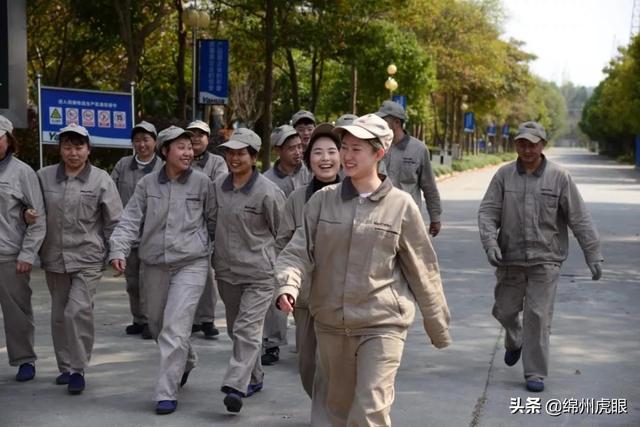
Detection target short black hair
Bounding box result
[303,132,341,170]
[295,118,315,127]
[59,133,90,147]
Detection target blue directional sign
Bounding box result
[463,112,475,133]
[40,86,133,148]
[487,124,497,137]
[502,124,510,137]
[392,95,407,111]
[198,39,229,105]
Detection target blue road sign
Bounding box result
[487,124,497,137]
[198,39,229,105]
[392,95,407,111]
[502,124,510,137]
[40,86,133,148]
[464,112,475,133]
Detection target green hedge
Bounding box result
[434,152,516,177]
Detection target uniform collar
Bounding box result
[129,154,159,173]
[0,153,13,171]
[516,154,547,177]
[341,174,392,201]
[56,161,92,183]
[394,133,411,150]
[305,176,340,202]
[271,159,303,178]
[194,151,210,168]
[158,165,193,184]
[221,168,259,194]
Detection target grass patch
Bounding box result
[447,152,516,175]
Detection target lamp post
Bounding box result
[183,1,210,121]
[385,63,398,99]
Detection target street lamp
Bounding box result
[183,1,210,120]
[385,63,398,99]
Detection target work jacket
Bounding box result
[0,154,46,263]
[276,176,451,348]
[38,162,122,273]
[263,160,311,197]
[192,151,228,182]
[211,169,285,285]
[109,167,214,267]
[111,154,163,208]
[381,134,442,223]
[478,156,603,266]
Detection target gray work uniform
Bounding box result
[210,170,285,394]
[38,162,122,374]
[478,156,603,381]
[111,154,163,325]
[0,154,46,367]
[275,179,337,398]
[276,177,451,426]
[109,166,214,401]
[262,161,311,350]
[191,151,228,325]
[381,133,442,223]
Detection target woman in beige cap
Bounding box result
[109,126,216,415]
[0,115,46,383]
[37,124,122,395]
[209,128,285,413]
[276,114,451,427]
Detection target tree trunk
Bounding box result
[175,0,187,121]
[261,0,275,172]
[350,63,357,114]
[286,48,300,112]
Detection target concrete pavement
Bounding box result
[0,147,638,426]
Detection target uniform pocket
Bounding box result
[79,193,99,221]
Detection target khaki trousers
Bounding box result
[45,268,102,373]
[263,302,288,349]
[124,248,146,324]
[312,331,406,427]
[141,258,208,401]
[218,280,274,394]
[293,306,317,398]
[493,263,561,381]
[194,261,217,324]
[0,262,36,366]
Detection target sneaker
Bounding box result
[16,363,35,382]
[180,368,192,387]
[201,322,220,338]
[526,379,544,392]
[223,390,243,413]
[156,400,178,415]
[141,324,152,340]
[246,382,263,397]
[68,373,85,394]
[125,323,144,335]
[191,324,202,334]
[55,372,70,385]
[504,348,522,367]
[261,347,280,366]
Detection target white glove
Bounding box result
[486,247,503,267]
[588,262,602,281]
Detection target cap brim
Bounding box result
[187,125,210,135]
[59,129,89,139]
[334,124,377,140]
[220,139,250,150]
[374,111,389,118]
[0,130,7,138]
[131,126,156,138]
[515,134,542,143]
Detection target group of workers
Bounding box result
[0,99,602,426]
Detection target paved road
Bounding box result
[1,147,638,426]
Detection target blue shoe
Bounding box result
[222,387,243,413]
[16,363,35,382]
[56,372,70,385]
[246,382,263,397]
[156,400,177,415]
[526,380,544,392]
[180,368,192,387]
[67,373,85,394]
[504,348,522,366]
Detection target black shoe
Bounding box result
[16,363,36,382]
[141,324,152,340]
[201,322,220,338]
[261,347,280,366]
[504,348,522,367]
[156,400,177,415]
[223,390,243,413]
[126,323,144,335]
[68,373,85,394]
[191,324,202,334]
